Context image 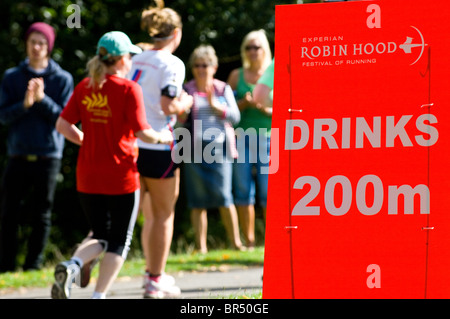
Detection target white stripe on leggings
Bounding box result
[121,189,140,259]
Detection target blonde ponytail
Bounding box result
[141,0,182,39]
[86,47,122,89]
[86,55,107,89]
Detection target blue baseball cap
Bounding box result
[96,31,142,59]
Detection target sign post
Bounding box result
[264,0,450,298]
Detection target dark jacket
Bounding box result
[0,59,73,158]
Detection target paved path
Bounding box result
[0,266,263,299]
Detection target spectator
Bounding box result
[227,30,272,249]
[252,58,274,109]
[183,44,243,254]
[129,0,193,298]
[0,22,73,273]
[51,31,172,299]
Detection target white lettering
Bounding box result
[285,120,309,150]
[388,42,397,53]
[388,184,430,215]
[284,114,438,150]
[354,44,363,55]
[313,119,338,150]
[292,174,430,216]
[386,115,413,147]
[342,118,351,149]
[364,43,375,55]
[356,117,381,148]
[324,175,352,216]
[415,113,439,146]
[356,175,384,215]
[301,46,313,59]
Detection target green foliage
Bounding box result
[0,0,303,83]
[0,0,297,264]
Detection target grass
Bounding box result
[0,246,265,294]
[222,291,263,299]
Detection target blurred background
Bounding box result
[0,0,322,265]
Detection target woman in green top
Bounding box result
[227,30,272,249]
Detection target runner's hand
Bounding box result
[158,130,174,145]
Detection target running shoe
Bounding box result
[51,260,80,299]
[143,276,181,299]
[142,272,176,288]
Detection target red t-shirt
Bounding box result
[61,74,150,195]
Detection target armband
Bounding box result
[161,85,178,99]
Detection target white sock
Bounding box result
[91,291,106,299]
[70,256,84,269]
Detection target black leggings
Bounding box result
[78,191,140,259]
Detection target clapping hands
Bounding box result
[24,77,45,109]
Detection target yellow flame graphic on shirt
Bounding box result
[82,93,111,118]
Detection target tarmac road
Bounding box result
[0,266,264,299]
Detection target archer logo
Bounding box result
[399,26,428,65]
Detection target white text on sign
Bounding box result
[292,174,430,216]
[285,114,438,150]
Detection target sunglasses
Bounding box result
[193,63,209,68]
[245,45,261,51]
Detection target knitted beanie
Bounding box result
[25,22,55,53]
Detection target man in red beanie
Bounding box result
[25,22,56,55]
[0,22,73,272]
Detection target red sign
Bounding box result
[264,0,450,298]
